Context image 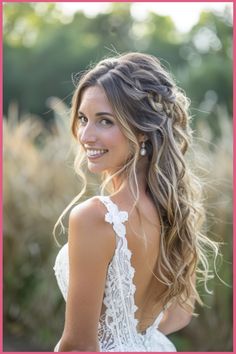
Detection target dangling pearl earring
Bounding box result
[140,141,147,156]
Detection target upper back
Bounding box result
[102,192,167,332]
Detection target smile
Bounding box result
[86,149,108,159]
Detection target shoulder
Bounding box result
[60,199,115,350]
[69,196,106,225]
[68,197,115,262]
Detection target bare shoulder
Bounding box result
[60,197,116,350]
[69,196,106,223]
[69,196,115,262]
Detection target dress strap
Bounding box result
[152,300,172,328]
[152,310,164,328]
[98,196,128,240]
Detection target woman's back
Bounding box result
[109,193,167,333]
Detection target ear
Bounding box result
[138,133,148,143]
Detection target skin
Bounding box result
[77,85,132,176]
[58,85,193,352]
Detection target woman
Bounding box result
[53,52,218,352]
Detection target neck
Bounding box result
[111,157,149,198]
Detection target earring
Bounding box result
[140,141,147,156]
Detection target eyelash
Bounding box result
[78,116,86,124]
[78,116,113,126]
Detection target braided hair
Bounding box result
[55,53,219,312]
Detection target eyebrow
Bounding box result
[78,111,114,118]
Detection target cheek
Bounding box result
[77,127,84,144]
[108,129,129,151]
[74,125,79,138]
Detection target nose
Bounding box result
[79,123,97,145]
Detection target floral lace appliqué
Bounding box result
[104,207,128,238]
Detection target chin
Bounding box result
[87,163,107,174]
[87,159,122,175]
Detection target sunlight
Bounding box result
[58,2,232,32]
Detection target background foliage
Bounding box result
[3,3,232,351]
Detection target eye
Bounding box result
[100,118,113,126]
[78,115,87,125]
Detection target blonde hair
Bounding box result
[54,52,219,312]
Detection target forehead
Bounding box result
[79,85,111,108]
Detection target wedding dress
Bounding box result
[54,196,176,352]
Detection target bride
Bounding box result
[53,52,218,352]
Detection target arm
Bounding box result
[158,300,194,335]
[58,198,115,352]
[159,274,196,335]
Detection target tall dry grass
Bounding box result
[3,100,232,350]
[3,99,99,349]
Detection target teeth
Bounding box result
[87,149,108,156]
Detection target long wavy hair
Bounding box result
[54,52,219,312]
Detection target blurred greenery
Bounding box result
[3,2,232,351]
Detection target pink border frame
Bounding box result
[1,1,234,353]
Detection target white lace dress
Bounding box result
[53,196,176,352]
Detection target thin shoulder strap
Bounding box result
[152,300,172,328]
[152,310,164,328]
[98,196,128,242]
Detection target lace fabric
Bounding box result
[53,196,176,352]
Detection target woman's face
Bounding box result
[77,85,131,174]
